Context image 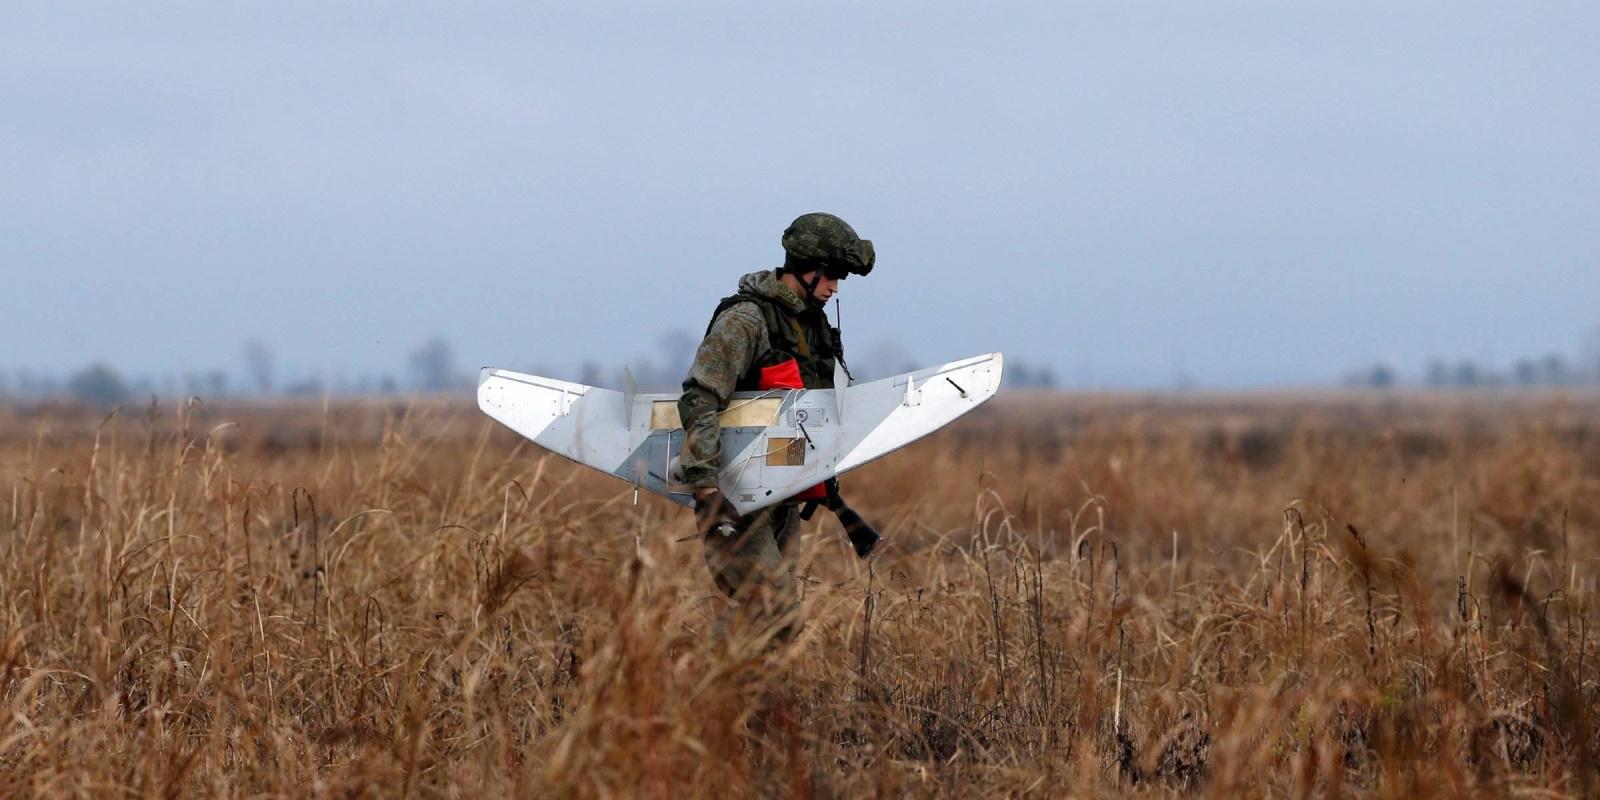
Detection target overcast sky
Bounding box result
[2,1,1596,389]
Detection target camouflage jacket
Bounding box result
[676,270,842,488]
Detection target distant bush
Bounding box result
[66,363,131,405]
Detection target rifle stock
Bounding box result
[798,479,879,558]
[824,493,880,558]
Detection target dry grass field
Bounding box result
[1,391,1597,797]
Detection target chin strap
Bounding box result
[798,270,824,305]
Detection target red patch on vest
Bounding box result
[792,483,828,500]
[758,358,805,390]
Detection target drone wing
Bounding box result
[476,369,633,481]
[834,352,1003,474]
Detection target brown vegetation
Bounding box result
[1,392,1597,797]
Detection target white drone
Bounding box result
[477,353,1003,551]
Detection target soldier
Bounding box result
[677,212,875,644]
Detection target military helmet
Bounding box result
[781,212,874,279]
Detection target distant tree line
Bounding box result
[5,331,1069,406]
[1005,360,1058,389]
[1344,339,1600,389]
[0,335,456,406]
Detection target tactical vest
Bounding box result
[705,291,842,391]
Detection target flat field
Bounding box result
[1,392,1597,797]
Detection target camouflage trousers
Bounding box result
[701,503,802,645]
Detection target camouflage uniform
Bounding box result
[678,213,873,643]
[678,270,840,641]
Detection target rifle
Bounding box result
[800,478,880,558]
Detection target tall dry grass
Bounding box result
[0,392,1596,797]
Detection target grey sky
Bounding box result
[3,1,1596,388]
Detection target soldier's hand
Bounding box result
[692,487,735,537]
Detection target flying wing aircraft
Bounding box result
[477,352,1003,517]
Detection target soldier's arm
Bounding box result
[677,304,766,488]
